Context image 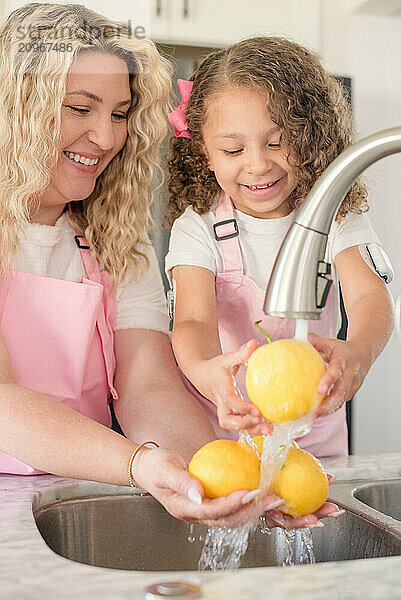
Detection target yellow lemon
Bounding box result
[245,339,326,424]
[188,439,261,499]
[272,446,329,516]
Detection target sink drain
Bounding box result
[145,581,201,598]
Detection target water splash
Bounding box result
[299,528,316,564]
[280,528,316,566]
[282,529,296,566]
[238,431,257,452]
[198,523,255,571]
[259,414,314,496]
[259,514,272,535]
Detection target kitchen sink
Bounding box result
[32,480,401,571]
[353,479,401,522]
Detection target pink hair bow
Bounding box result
[168,79,193,139]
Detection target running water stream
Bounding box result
[198,319,317,570]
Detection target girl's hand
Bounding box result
[308,333,370,417]
[193,340,272,436]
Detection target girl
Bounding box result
[0,3,296,529]
[166,37,394,458]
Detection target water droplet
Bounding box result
[187,523,196,543]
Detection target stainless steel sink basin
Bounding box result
[353,479,401,522]
[33,480,401,572]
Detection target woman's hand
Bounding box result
[191,340,272,436]
[308,333,369,417]
[132,448,344,529]
[262,474,344,529]
[262,501,343,529]
[133,445,283,526]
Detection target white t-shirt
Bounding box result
[165,204,382,334]
[13,213,169,334]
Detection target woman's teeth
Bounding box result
[64,151,99,166]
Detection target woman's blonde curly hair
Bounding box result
[168,36,367,224]
[0,2,172,290]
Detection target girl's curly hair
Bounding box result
[0,2,172,290]
[168,36,367,224]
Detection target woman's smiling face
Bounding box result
[35,51,131,224]
[202,86,298,219]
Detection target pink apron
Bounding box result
[183,193,348,457]
[0,230,118,474]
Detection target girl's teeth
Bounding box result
[248,182,275,190]
[64,151,99,166]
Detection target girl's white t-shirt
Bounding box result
[165,204,382,334]
[13,213,170,334]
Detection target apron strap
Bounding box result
[76,237,118,400]
[214,193,244,276]
[67,204,102,284]
[67,205,117,399]
[74,234,103,284]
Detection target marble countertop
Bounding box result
[1,453,401,600]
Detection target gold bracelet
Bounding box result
[127,441,160,488]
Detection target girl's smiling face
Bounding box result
[34,51,131,224]
[202,86,298,219]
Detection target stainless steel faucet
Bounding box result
[263,127,401,320]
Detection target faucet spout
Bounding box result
[263,127,401,320]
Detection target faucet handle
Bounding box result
[316,261,332,309]
[317,261,331,275]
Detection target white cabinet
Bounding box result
[1,0,151,35]
[150,0,321,52]
[151,0,171,40]
[1,1,321,53]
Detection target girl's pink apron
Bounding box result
[183,193,348,457]
[0,231,117,474]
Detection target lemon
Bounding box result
[188,439,261,498]
[245,339,326,424]
[272,446,329,516]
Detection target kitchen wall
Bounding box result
[0,0,399,453]
[348,13,401,455]
[319,1,401,454]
